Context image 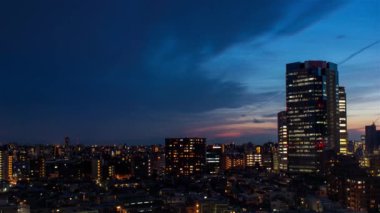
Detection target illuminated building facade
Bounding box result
[206,144,223,174]
[7,155,13,181]
[91,159,102,181]
[345,178,367,212]
[39,157,46,178]
[221,153,245,170]
[108,165,115,178]
[338,87,348,154]
[245,153,254,168]
[277,111,288,171]
[327,155,372,212]
[165,138,206,177]
[253,145,262,167]
[286,61,341,173]
[272,149,280,172]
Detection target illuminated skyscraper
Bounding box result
[277,111,288,171]
[338,87,348,154]
[286,61,341,173]
[165,138,206,177]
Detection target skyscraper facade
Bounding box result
[286,61,341,173]
[338,87,348,154]
[165,138,206,177]
[277,111,288,171]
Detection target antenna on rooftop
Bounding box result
[373,116,380,125]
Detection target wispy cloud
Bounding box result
[339,40,380,64]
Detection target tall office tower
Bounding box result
[165,138,206,177]
[338,87,348,154]
[277,111,288,171]
[286,61,340,173]
[365,123,377,154]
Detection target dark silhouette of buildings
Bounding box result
[365,123,380,154]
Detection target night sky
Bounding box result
[1,0,379,144]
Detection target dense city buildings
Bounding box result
[285,61,344,173]
[165,138,206,177]
[327,155,380,212]
[0,127,379,213]
[0,62,379,213]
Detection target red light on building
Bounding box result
[315,140,326,150]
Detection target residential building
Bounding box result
[165,138,206,177]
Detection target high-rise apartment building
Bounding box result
[165,138,206,177]
[91,159,102,182]
[286,61,342,173]
[38,157,46,178]
[338,87,348,154]
[7,155,13,181]
[277,111,288,171]
[221,153,245,170]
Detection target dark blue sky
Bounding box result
[0,0,379,144]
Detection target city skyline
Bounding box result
[1,0,379,144]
